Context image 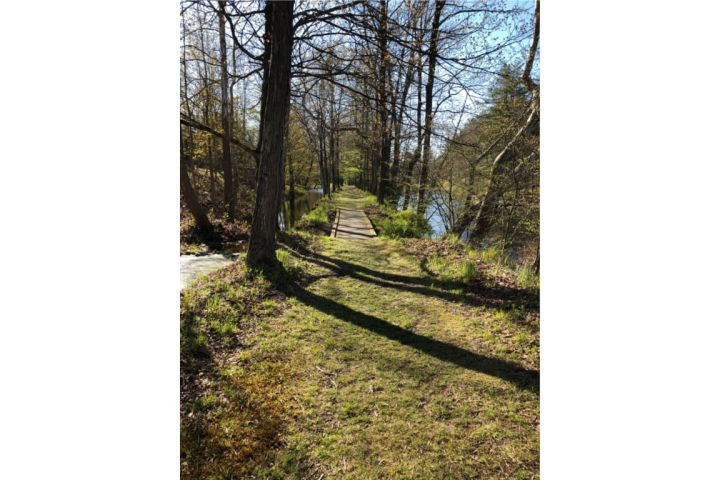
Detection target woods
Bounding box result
[180,0,540,268]
[180,1,541,477]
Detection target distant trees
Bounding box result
[467,0,540,245]
[179,0,538,266]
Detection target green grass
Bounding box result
[181,187,539,479]
[295,197,337,232]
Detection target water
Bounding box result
[279,188,324,230]
[396,193,459,239]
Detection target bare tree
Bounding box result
[416,0,445,216]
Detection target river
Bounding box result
[278,187,324,230]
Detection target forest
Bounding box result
[180,0,539,268]
[180,0,540,477]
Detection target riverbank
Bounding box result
[180,187,539,479]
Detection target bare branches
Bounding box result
[180,113,258,159]
[521,0,540,93]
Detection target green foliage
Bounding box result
[276,248,291,270]
[425,255,477,284]
[299,207,329,227]
[478,245,503,264]
[295,197,336,231]
[517,266,540,290]
[376,210,432,239]
[460,261,477,283]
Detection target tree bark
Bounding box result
[247,1,294,269]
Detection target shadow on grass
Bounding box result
[280,233,537,309]
[284,244,538,317]
[283,282,539,393]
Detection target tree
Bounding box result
[180,128,214,239]
[468,0,540,243]
[218,0,235,219]
[247,0,295,269]
[416,0,445,217]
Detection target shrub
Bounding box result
[376,210,432,239]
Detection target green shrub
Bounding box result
[376,210,432,238]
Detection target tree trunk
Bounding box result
[377,0,390,203]
[218,0,235,219]
[401,62,423,210]
[417,0,444,216]
[181,129,214,239]
[247,1,294,269]
[256,1,274,173]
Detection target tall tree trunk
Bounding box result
[256,1,274,173]
[377,0,390,203]
[469,0,540,243]
[401,62,423,210]
[389,55,415,193]
[247,1,294,269]
[218,0,235,219]
[390,10,421,194]
[417,0,445,216]
[452,165,476,235]
[181,129,214,239]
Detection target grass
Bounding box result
[180,187,539,479]
[180,260,292,478]
[293,196,338,235]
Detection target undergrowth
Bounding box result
[180,256,293,479]
[294,197,337,235]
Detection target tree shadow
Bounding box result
[282,241,538,318]
[282,281,539,393]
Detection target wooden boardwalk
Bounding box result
[332,189,377,240]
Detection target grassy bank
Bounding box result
[181,188,539,479]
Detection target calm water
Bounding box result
[398,193,529,266]
[278,188,324,230]
[396,194,459,239]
